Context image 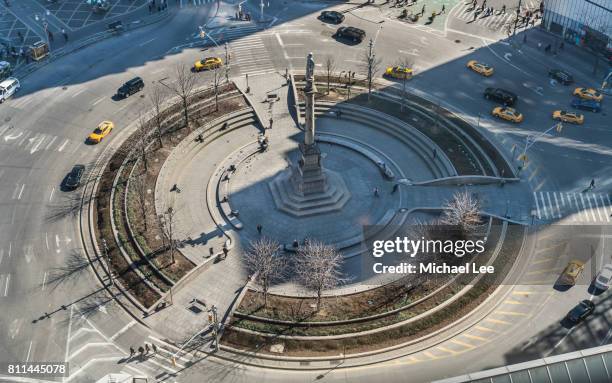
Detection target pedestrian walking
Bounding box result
[433,148,437,159]
[48,30,54,42]
[589,179,595,190]
[391,184,399,194]
[559,42,564,50]
[222,246,228,259]
[17,31,22,42]
[473,11,477,21]
[62,29,68,42]
[421,4,425,15]
[292,239,299,248]
[269,117,273,129]
[501,4,505,14]
[152,344,158,354]
[256,224,262,234]
[373,187,380,197]
[441,4,445,14]
[482,0,486,8]
[145,344,150,354]
[336,109,342,119]
[130,347,135,357]
[138,346,145,355]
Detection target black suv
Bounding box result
[64,165,85,190]
[548,69,573,85]
[484,87,517,106]
[117,77,144,98]
[320,11,345,24]
[335,26,366,43]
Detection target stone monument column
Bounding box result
[304,53,316,146]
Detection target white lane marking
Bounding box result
[25,340,33,362]
[71,88,86,98]
[601,195,610,222]
[0,250,3,267]
[45,232,50,250]
[275,32,284,47]
[552,192,561,218]
[49,187,55,202]
[543,192,550,220]
[57,139,69,152]
[586,194,597,222]
[42,272,48,291]
[45,136,57,150]
[4,131,23,141]
[17,184,25,200]
[139,37,157,47]
[110,320,136,341]
[30,135,46,154]
[55,235,61,253]
[8,242,11,258]
[4,273,10,296]
[533,192,541,219]
[92,97,105,106]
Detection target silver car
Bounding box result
[594,263,612,290]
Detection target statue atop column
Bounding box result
[305,52,315,91]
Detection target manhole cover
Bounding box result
[187,305,203,314]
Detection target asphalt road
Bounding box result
[0,0,610,381]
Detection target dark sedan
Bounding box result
[548,69,573,85]
[571,98,602,112]
[319,10,345,24]
[566,300,595,323]
[64,165,85,190]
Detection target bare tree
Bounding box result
[395,57,413,112]
[360,38,382,101]
[440,191,482,235]
[168,63,198,131]
[212,65,222,112]
[130,171,148,231]
[243,237,284,307]
[324,55,336,94]
[149,84,167,148]
[134,113,149,172]
[295,240,344,311]
[159,207,177,264]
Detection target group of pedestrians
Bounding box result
[129,343,158,359]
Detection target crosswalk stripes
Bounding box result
[215,26,276,76]
[179,0,215,7]
[533,191,612,223]
[450,3,513,32]
[1,127,79,155]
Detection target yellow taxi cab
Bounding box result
[194,57,223,72]
[552,110,584,125]
[466,60,494,77]
[558,260,585,286]
[573,87,603,102]
[384,66,413,80]
[491,106,523,123]
[88,121,114,143]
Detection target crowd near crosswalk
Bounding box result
[533,191,612,223]
[450,0,541,32]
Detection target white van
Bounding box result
[0,77,20,103]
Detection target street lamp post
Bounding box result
[517,122,563,175]
[224,42,230,83]
[209,305,220,352]
[101,239,113,286]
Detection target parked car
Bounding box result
[117,77,144,98]
[335,26,366,43]
[548,69,573,85]
[376,161,395,180]
[0,77,20,103]
[594,264,612,290]
[573,87,603,102]
[88,121,114,143]
[491,106,523,123]
[484,87,517,106]
[194,57,222,72]
[558,260,585,286]
[467,60,494,77]
[566,300,594,323]
[319,10,345,24]
[0,61,12,82]
[64,165,85,190]
[552,110,584,124]
[571,98,602,112]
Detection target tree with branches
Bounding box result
[148,84,167,148]
[324,55,336,94]
[159,206,177,265]
[168,63,198,131]
[130,171,148,231]
[360,38,382,101]
[212,65,222,112]
[295,240,344,311]
[243,237,284,308]
[134,113,149,172]
[395,57,414,112]
[440,191,482,236]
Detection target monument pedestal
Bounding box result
[291,143,326,195]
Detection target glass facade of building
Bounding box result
[542,0,611,54]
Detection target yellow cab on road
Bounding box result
[466,60,494,77]
[491,106,523,123]
[88,121,114,143]
[384,66,413,80]
[194,57,223,72]
[573,87,603,102]
[558,260,585,286]
[552,110,584,125]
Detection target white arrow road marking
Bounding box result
[24,245,33,264]
[399,48,419,56]
[55,234,61,253]
[4,131,22,141]
[504,52,512,60]
[98,304,107,314]
[4,273,10,296]
[57,139,69,152]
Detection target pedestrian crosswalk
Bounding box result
[450,3,515,32]
[0,124,79,155]
[533,191,612,223]
[179,0,216,7]
[213,25,277,77]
